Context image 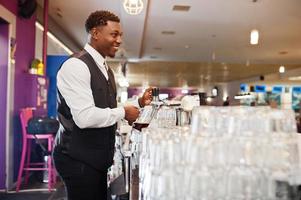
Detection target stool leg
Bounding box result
[47,137,52,191]
[16,138,27,192]
[24,140,31,184]
[52,164,57,186]
[51,138,57,187]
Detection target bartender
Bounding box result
[53,10,152,200]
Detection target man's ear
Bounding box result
[90,28,99,40]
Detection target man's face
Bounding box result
[91,21,122,58]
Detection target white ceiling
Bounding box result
[37,0,301,87]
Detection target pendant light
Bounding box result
[123,0,144,15]
[279,65,285,73]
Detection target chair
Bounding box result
[16,107,56,192]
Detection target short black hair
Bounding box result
[85,10,120,33]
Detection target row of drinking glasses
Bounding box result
[191,106,297,136]
[142,165,275,200]
[138,106,300,200]
[140,130,299,200]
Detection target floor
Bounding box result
[1,174,301,200]
[0,173,66,200]
[0,171,134,200]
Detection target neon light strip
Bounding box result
[35,22,73,55]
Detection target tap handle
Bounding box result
[152,87,159,98]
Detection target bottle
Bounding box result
[29,59,40,74]
[37,61,44,76]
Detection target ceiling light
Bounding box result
[181,89,188,94]
[127,58,140,63]
[279,65,285,73]
[161,31,175,35]
[289,76,301,81]
[123,0,144,15]
[185,45,190,49]
[172,5,190,12]
[234,93,254,100]
[212,87,218,97]
[250,29,259,45]
[206,97,212,102]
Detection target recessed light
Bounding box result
[250,29,259,45]
[161,31,175,35]
[279,51,288,55]
[184,45,190,49]
[172,5,190,12]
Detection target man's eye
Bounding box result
[111,33,118,37]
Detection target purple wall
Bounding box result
[14,8,37,182]
[0,21,9,190]
[0,0,15,13]
[0,0,38,184]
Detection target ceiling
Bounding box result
[37,0,301,88]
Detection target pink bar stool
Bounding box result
[16,107,56,192]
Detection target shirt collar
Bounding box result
[84,43,106,69]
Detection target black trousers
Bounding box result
[53,148,108,200]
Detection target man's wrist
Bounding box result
[138,97,144,108]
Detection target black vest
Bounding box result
[56,50,117,171]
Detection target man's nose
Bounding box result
[116,35,122,44]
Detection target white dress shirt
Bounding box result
[57,43,125,129]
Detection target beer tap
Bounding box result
[150,87,163,108]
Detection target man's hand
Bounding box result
[124,105,139,125]
[138,87,153,107]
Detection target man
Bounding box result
[53,10,152,200]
